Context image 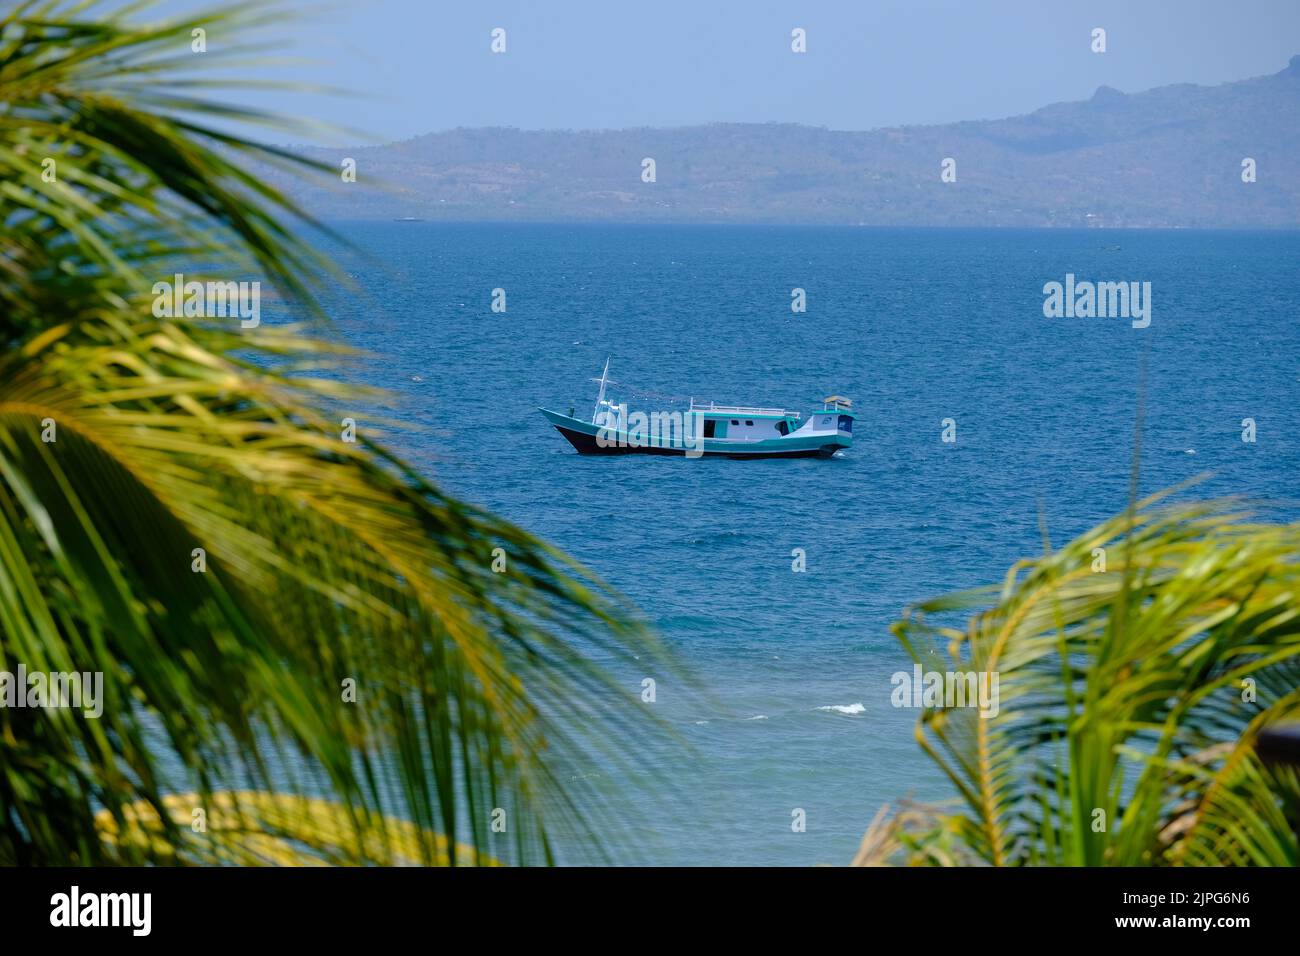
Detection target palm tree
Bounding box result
[0,1,672,865]
[856,489,1300,866]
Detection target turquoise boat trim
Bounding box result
[695,410,856,421]
[698,411,790,421]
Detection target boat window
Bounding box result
[838,415,853,433]
[745,420,753,426]
[704,419,717,438]
[731,420,739,426]
[775,420,789,436]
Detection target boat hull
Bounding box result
[540,409,849,459]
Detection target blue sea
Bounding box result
[312,223,1299,866]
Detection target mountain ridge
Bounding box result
[270,57,1300,228]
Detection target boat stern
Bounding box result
[796,396,854,453]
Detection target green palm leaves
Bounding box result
[861,492,1300,866]
[1,2,670,865]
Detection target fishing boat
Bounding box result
[539,360,853,459]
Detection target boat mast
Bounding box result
[591,357,610,424]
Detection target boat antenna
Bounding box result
[591,357,610,424]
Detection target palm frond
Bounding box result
[1,1,683,865]
[866,493,1300,866]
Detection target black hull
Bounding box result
[553,425,840,459]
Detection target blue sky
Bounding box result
[158,0,1300,144]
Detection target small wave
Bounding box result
[683,530,749,547]
[744,714,768,721]
[818,703,866,716]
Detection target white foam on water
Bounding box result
[818,703,866,716]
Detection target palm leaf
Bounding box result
[0,0,683,866]
[867,492,1300,866]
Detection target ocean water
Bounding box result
[313,223,1300,866]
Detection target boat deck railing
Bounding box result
[689,400,800,419]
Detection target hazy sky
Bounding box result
[160,0,1300,144]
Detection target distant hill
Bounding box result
[271,56,1300,228]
